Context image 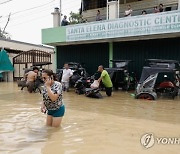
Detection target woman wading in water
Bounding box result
[41,69,65,127]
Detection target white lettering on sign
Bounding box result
[66,11,180,42]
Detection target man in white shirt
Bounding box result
[61,63,73,92]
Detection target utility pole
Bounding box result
[60,0,62,25]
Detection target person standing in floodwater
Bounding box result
[41,69,65,127]
[97,65,113,96]
[61,63,73,92]
[26,66,39,93]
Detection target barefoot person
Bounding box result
[41,69,65,127]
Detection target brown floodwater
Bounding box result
[0,82,180,154]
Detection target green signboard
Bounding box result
[66,10,180,42]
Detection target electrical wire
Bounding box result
[0,2,59,23]
[0,0,57,24]
[0,0,81,28]
[1,0,55,18]
[0,0,13,5]
[8,13,52,27]
[1,2,80,24]
[0,0,80,19]
[13,0,55,16]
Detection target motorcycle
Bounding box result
[74,73,103,98]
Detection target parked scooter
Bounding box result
[74,72,102,98]
[84,87,102,98]
[74,77,92,94]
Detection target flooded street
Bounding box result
[0,82,180,154]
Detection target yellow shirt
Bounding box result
[101,70,112,88]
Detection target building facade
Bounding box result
[0,38,54,81]
[42,0,180,78]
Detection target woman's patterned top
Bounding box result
[42,81,63,110]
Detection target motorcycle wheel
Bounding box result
[136,93,156,100]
